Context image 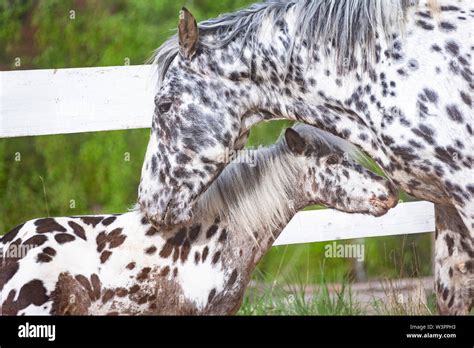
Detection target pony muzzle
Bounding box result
[370,184,399,211]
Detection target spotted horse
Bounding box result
[138,1,474,314]
[0,125,397,315]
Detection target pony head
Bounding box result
[195,124,399,241]
[284,124,398,216]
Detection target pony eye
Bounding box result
[158,101,172,114]
[326,155,340,165]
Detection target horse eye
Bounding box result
[326,155,340,165]
[158,101,172,114]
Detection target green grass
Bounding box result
[237,275,440,316]
[238,269,362,316]
[239,281,363,316]
[237,262,449,316]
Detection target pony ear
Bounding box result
[285,128,306,154]
[234,130,250,150]
[178,7,199,60]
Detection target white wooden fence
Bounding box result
[0,65,435,245]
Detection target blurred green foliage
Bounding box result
[0,0,432,282]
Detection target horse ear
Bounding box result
[285,128,306,155]
[178,7,199,60]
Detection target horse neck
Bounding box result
[194,144,307,279]
[243,6,403,166]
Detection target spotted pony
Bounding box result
[0,125,397,315]
[138,0,473,314]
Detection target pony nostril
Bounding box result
[369,190,398,211]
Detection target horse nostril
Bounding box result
[377,194,388,201]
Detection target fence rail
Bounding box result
[0,66,435,244]
[1,65,155,137]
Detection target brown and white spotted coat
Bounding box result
[0,125,397,315]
